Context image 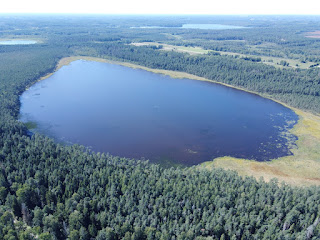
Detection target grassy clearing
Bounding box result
[305,31,320,38]
[217,51,314,69]
[132,42,316,69]
[45,56,320,186]
[162,33,184,40]
[131,42,210,55]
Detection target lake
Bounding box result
[131,24,247,30]
[0,40,37,45]
[20,60,298,166]
[181,24,247,29]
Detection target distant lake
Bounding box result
[181,24,247,29]
[0,40,37,45]
[131,24,247,30]
[20,60,297,166]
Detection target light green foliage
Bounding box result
[39,232,52,240]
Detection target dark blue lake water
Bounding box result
[181,24,247,29]
[20,60,298,166]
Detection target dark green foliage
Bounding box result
[280,60,289,66]
[1,134,320,239]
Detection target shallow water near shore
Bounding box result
[20,60,298,166]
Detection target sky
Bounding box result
[0,0,319,15]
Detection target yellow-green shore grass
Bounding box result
[37,56,320,187]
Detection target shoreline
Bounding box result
[47,56,311,112]
[31,55,320,186]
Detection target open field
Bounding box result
[131,42,317,69]
[42,56,320,187]
[305,30,320,38]
[131,42,211,55]
[216,50,316,69]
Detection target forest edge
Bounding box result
[27,55,320,187]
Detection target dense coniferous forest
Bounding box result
[0,15,320,239]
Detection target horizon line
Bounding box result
[1,13,320,16]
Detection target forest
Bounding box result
[0,15,320,239]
